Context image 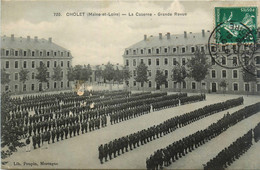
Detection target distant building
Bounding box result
[123,30,260,95]
[1,34,73,94]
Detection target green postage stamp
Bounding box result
[215,7,258,44]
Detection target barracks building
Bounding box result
[1,34,73,94]
[123,29,260,95]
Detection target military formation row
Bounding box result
[98,97,243,164]
[204,128,257,170]
[146,101,260,170]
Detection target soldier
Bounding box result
[56,127,60,142]
[32,134,37,149]
[36,134,41,148]
[98,144,104,164]
[51,128,56,143]
[76,123,80,135]
[108,141,113,160]
[104,144,108,161]
[46,130,51,144]
[64,126,69,139]
[28,124,32,136]
[69,125,73,138]
[60,126,64,140]
[25,137,31,152]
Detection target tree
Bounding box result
[242,64,257,95]
[1,93,25,164]
[52,66,63,89]
[155,70,167,90]
[187,46,211,93]
[219,80,228,95]
[19,69,29,92]
[122,66,131,88]
[1,69,10,85]
[35,62,49,91]
[102,62,115,90]
[114,67,123,86]
[135,63,148,91]
[95,65,103,84]
[67,67,75,82]
[172,62,187,92]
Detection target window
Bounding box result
[54,82,57,88]
[31,61,35,68]
[164,48,168,53]
[61,52,63,57]
[165,70,168,78]
[67,52,70,57]
[233,70,238,79]
[32,73,35,79]
[54,52,57,56]
[222,57,226,65]
[212,58,216,65]
[192,82,196,89]
[173,48,176,53]
[15,51,18,56]
[31,84,34,91]
[133,81,136,86]
[67,61,70,67]
[156,49,160,54]
[54,61,57,67]
[140,59,144,64]
[61,71,63,78]
[165,81,168,88]
[164,58,168,65]
[126,60,129,66]
[15,61,19,68]
[5,61,9,68]
[201,46,204,52]
[133,59,136,66]
[61,61,64,67]
[6,50,9,56]
[133,50,136,55]
[222,70,227,78]
[23,61,27,68]
[233,57,238,66]
[256,56,260,64]
[15,85,18,90]
[32,51,35,56]
[40,51,43,56]
[126,50,129,55]
[257,70,260,78]
[156,59,160,66]
[24,51,27,56]
[148,49,151,54]
[233,83,238,91]
[47,72,50,78]
[173,58,177,65]
[47,52,50,56]
[245,84,250,92]
[23,84,26,92]
[47,82,50,89]
[148,70,151,77]
[183,81,186,89]
[182,47,186,53]
[212,70,216,78]
[149,81,152,87]
[5,85,9,91]
[182,58,186,65]
[148,59,151,66]
[15,73,18,80]
[141,49,144,54]
[61,82,63,88]
[191,47,195,53]
[67,81,70,87]
[133,70,136,77]
[141,82,144,87]
[173,82,177,89]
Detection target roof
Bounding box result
[1,35,69,51]
[127,31,212,49]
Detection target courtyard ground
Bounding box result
[2,93,260,169]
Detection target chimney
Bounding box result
[144,34,147,41]
[202,29,205,37]
[159,33,162,40]
[166,32,170,39]
[48,37,52,43]
[11,34,14,41]
[184,31,187,38]
[27,36,30,41]
[34,36,38,42]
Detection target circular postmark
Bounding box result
[208,20,259,76]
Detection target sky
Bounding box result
[2,0,260,66]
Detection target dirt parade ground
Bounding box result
[3,93,260,169]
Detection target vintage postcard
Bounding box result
[1,0,260,169]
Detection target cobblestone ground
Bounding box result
[2,94,260,169]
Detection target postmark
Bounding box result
[208,7,259,76]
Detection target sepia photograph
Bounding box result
[1,0,260,169]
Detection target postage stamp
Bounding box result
[208,7,259,75]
